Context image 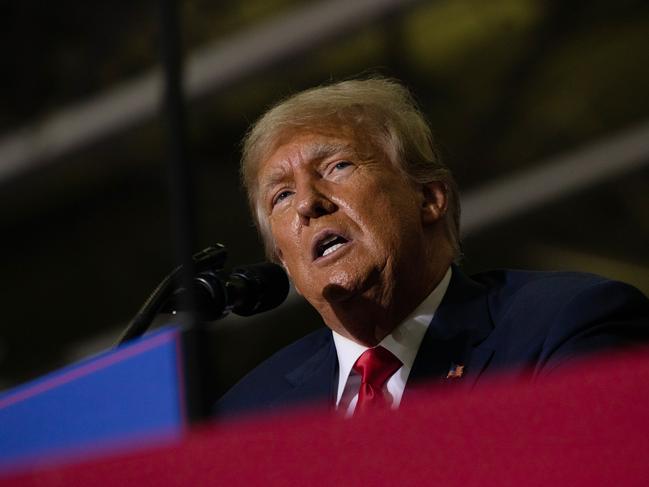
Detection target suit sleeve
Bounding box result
[535,279,649,377]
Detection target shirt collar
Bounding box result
[332,266,452,403]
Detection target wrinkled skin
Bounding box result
[257,132,453,346]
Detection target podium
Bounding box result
[0,327,191,471]
[2,339,649,485]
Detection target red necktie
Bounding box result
[353,346,402,413]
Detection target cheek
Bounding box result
[355,192,420,248]
[269,214,300,259]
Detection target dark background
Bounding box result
[1,0,648,395]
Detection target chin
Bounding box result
[321,283,354,302]
[321,265,384,303]
[311,269,352,302]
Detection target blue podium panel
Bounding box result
[0,327,187,469]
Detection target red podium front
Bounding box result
[3,348,649,486]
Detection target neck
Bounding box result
[325,259,452,346]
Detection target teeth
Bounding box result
[321,235,338,246]
[322,242,344,257]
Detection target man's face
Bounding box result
[257,132,442,343]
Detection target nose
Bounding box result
[294,181,336,222]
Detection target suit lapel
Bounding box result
[272,267,496,410]
[406,266,495,396]
[275,333,338,410]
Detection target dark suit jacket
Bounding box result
[214,267,649,418]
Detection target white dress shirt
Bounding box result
[332,267,452,417]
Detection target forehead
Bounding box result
[257,132,363,182]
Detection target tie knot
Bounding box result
[353,346,402,389]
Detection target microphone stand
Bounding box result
[115,245,227,347]
[160,0,209,420]
[115,244,290,422]
[115,241,226,421]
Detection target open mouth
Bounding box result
[314,233,349,260]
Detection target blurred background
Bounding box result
[1,0,648,396]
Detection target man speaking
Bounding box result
[214,77,649,418]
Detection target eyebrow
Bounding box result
[261,167,291,197]
[259,141,356,198]
[305,141,356,161]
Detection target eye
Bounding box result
[272,190,293,207]
[333,161,352,171]
[325,160,353,178]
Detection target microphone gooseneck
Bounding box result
[116,245,289,346]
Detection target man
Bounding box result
[214,77,649,418]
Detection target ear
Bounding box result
[420,181,448,225]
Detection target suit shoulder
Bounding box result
[471,268,627,318]
[470,268,649,373]
[213,327,333,417]
[473,268,610,293]
[245,326,333,373]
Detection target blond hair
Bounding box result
[241,77,461,260]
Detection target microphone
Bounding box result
[167,262,290,320]
[116,245,287,346]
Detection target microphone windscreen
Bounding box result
[230,262,289,316]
